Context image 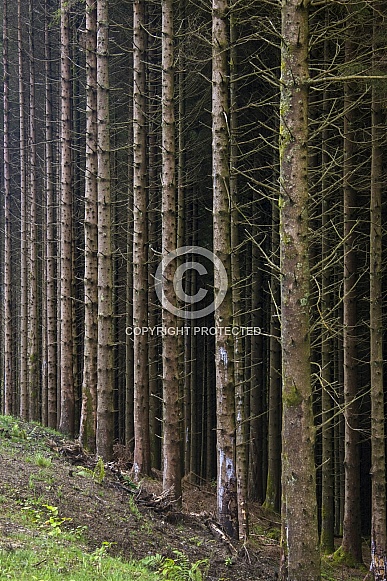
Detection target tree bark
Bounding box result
[59,0,75,436]
[3,0,13,416]
[45,0,57,430]
[339,34,362,565]
[96,0,114,460]
[279,0,320,578]
[230,10,248,540]
[28,0,39,422]
[212,0,238,540]
[132,0,151,478]
[320,26,334,555]
[264,199,281,514]
[369,5,386,577]
[161,0,182,504]
[79,0,98,452]
[249,229,264,503]
[18,0,28,420]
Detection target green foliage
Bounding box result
[75,467,93,479]
[42,505,72,536]
[121,473,138,490]
[252,523,280,542]
[11,423,27,440]
[321,554,367,581]
[332,546,360,568]
[89,541,116,571]
[128,495,141,518]
[21,502,72,536]
[33,453,52,468]
[93,456,105,484]
[0,540,159,580]
[142,550,208,581]
[76,456,105,484]
[188,536,204,547]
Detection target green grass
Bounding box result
[0,415,160,581]
[0,499,159,580]
[0,521,159,581]
[32,453,53,468]
[0,539,159,580]
[321,554,367,581]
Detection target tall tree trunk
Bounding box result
[264,199,281,514]
[132,0,151,477]
[249,230,264,502]
[369,5,386,576]
[18,0,28,420]
[125,39,134,452]
[147,42,160,469]
[212,0,238,540]
[279,0,320,579]
[59,0,75,436]
[161,0,182,504]
[339,34,362,565]
[230,10,247,540]
[177,0,186,481]
[79,0,98,452]
[28,0,39,422]
[320,26,334,554]
[96,0,114,459]
[3,0,13,416]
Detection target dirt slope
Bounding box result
[0,418,279,581]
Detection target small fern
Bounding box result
[141,551,208,581]
[93,457,105,484]
[76,467,94,479]
[172,551,191,580]
[76,457,105,484]
[141,553,165,570]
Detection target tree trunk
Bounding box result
[96,0,114,460]
[279,0,320,579]
[320,26,334,555]
[161,0,182,504]
[148,66,160,469]
[230,11,248,540]
[264,199,281,514]
[339,35,362,566]
[212,0,238,540]
[369,5,386,577]
[28,0,39,422]
[249,229,264,503]
[3,0,13,416]
[59,0,75,436]
[18,0,28,420]
[132,0,151,478]
[79,0,98,452]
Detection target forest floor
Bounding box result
[0,415,368,581]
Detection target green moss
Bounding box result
[283,383,302,407]
[331,546,360,568]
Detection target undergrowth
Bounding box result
[142,550,209,580]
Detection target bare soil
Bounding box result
[0,420,279,580]
[0,419,366,580]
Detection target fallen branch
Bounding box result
[206,521,237,555]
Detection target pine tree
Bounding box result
[79,0,98,452]
[161,0,182,504]
[59,0,75,436]
[279,0,320,578]
[96,0,114,459]
[212,0,238,540]
[132,0,151,477]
